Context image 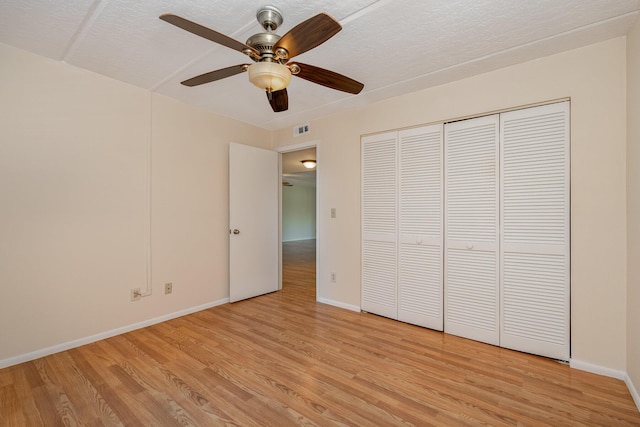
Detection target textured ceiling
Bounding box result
[2,1,639,130]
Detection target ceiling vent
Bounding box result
[293,123,310,137]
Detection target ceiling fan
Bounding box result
[159,6,364,113]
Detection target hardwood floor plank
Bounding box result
[92,382,144,425]
[30,384,59,425]
[49,352,123,426]
[1,368,43,425]
[0,384,26,426]
[1,239,638,425]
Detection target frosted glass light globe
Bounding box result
[248,62,291,91]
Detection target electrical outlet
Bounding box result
[330,272,336,283]
[131,288,141,302]
[164,282,173,295]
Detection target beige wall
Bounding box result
[273,38,628,371]
[627,17,640,397]
[0,34,633,375]
[151,94,269,307]
[0,43,269,362]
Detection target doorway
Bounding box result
[281,147,317,299]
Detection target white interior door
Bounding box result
[229,142,278,303]
[398,124,444,330]
[444,114,500,346]
[361,131,398,319]
[500,101,570,360]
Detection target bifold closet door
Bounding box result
[444,115,500,346]
[398,125,443,330]
[500,102,570,360]
[361,132,398,319]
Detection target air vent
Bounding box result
[293,123,310,137]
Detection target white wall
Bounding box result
[627,17,640,403]
[0,43,269,364]
[273,38,628,372]
[282,179,316,242]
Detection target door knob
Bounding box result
[466,243,474,249]
[232,229,240,235]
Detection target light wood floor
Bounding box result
[1,239,639,426]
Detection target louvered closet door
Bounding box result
[398,125,443,330]
[362,132,398,319]
[500,102,570,360]
[444,115,500,346]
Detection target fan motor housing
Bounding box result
[246,32,282,57]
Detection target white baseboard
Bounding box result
[626,374,640,411]
[0,298,229,369]
[316,297,360,313]
[569,358,627,380]
[570,360,640,410]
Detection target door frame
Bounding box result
[276,140,320,298]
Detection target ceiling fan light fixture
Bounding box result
[160,11,363,113]
[248,62,291,91]
[301,160,316,169]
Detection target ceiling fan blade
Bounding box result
[292,63,364,94]
[273,13,341,59]
[267,89,288,112]
[181,64,248,87]
[160,14,258,56]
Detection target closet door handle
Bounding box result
[466,243,474,249]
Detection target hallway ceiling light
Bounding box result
[301,160,316,169]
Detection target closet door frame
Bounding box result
[360,100,571,362]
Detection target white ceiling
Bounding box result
[282,147,316,186]
[2,1,639,131]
